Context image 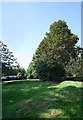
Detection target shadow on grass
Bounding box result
[2,79,40,85]
[41,86,83,119]
[2,81,83,119]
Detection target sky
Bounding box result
[2,2,81,70]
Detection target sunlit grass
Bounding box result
[2,79,40,84]
[2,80,83,119]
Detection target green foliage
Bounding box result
[65,57,83,80]
[1,41,21,77]
[33,20,79,64]
[34,54,65,81]
[2,63,26,78]
[27,62,33,78]
[27,62,38,79]
[2,63,16,76]
[2,63,10,76]
[1,41,19,67]
[12,66,26,78]
[28,20,80,81]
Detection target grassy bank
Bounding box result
[2,80,83,119]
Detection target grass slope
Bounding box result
[2,80,83,119]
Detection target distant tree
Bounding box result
[27,62,33,78]
[27,62,38,79]
[13,66,26,78]
[33,20,79,64]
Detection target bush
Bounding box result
[65,58,83,81]
[34,55,65,82]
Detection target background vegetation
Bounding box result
[1,41,26,79]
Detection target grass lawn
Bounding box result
[2,80,83,119]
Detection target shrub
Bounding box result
[65,58,83,81]
[34,55,65,82]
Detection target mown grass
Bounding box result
[2,80,83,119]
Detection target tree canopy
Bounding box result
[0,40,19,67]
[33,20,79,64]
[30,20,81,81]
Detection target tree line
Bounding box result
[0,40,26,80]
[1,20,83,82]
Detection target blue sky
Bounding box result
[2,2,81,70]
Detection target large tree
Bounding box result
[33,20,79,64]
[0,40,20,76]
[0,41,19,67]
